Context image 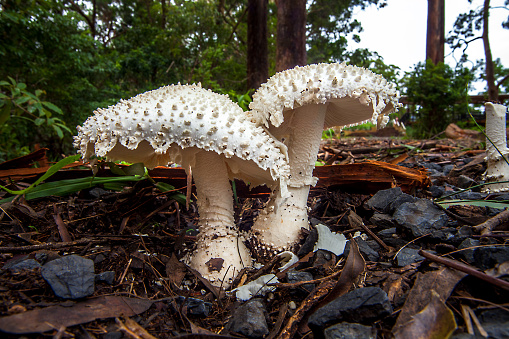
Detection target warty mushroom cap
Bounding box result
[73,83,291,287]
[247,62,400,253]
[73,83,289,191]
[248,62,401,131]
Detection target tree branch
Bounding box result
[64,0,97,38]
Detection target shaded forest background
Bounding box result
[0,0,508,162]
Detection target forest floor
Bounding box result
[0,127,508,339]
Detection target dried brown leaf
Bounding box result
[394,290,457,339]
[319,238,366,305]
[0,296,153,334]
[393,267,466,331]
[166,253,187,287]
[116,317,158,339]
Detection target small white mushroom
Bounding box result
[482,102,509,193]
[74,84,290,287]
[247,62,400,252]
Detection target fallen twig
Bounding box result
[269,268,343,289]
[419,250,509,291]
[473,208,509,235]
[0,238,105,253]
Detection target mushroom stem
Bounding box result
[188,150,252,286]
[251,104,327,250]
[483,102,509,193]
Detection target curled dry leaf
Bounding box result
[393,267,466,331]
[393,290,457,339]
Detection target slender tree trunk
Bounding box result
[482,0,498,101]
[247,0,268,90]
[276,0,306,72]
[426,0,445,64]
[161,0,166,29]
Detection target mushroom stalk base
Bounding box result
[188,151,251,287]
[483,103,509,193]
[251,185,310,252]
[252,104,328,251]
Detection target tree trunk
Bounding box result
[482,0,498,101]
[161,0,166,29]
[247,0,268,90]
[276,0,306,72]
[426,0,445,64]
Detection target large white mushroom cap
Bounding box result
[73,83,289,190]
[74,83,292,287]
[247,62,401,253]
[248,62,401,130]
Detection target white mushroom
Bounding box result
[73,83,290,287]
[482,102,509,193]
[247,62,400,252]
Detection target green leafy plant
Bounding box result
[403,60,473,138]
[322,128,336,139]
[218,89,253,112]
[0,77,72,138]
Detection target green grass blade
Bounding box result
[0,154,82,195]
[0,175,146,203]
[437,199,509,209]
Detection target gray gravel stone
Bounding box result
[41,255,95,299]
[308,287,392,336]
[344,239,379,262]
[393,199,448,238]
[395,247,425,267]
[456,175,478,189]
[174,296,212,317]
[370,213,395,229]
[4,258,41,272]
[458,238,480,264]
[473,245,509,270]
[387,193,417,215]
[225,298,269,338]
[364,187,402,213]
[324,322,377,339]
[287,271,315,294]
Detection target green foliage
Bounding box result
[347,49,401,85]
[218,89,253,111]
[0,77,70,136]
[0,0,425,162]
[446,1,509,97]
[343,121,376,131]
[403,60,473,138]
[306,0,386,63]
[322,128,336,139]
[0,77,71,161]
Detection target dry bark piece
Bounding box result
[74,83,290,287]
[248,62,401,252]
[314,160,430,193]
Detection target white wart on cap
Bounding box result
[247,62,400,252]
[74,83,290,286]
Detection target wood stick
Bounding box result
[473,208,509,235]
[419,250,509,291]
